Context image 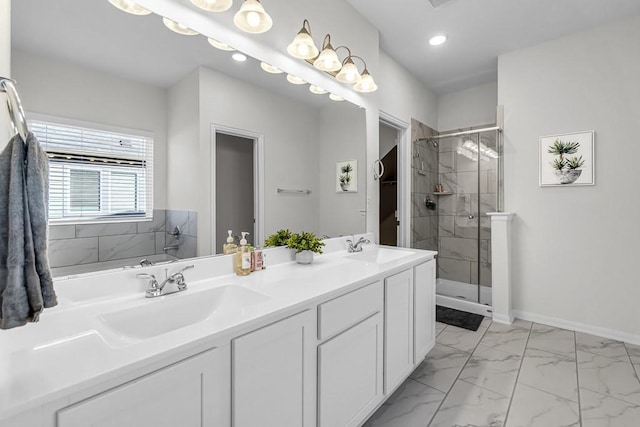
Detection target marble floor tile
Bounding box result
[410,344,470,393]
[429,380,510,427]
[480,322,531,356]
[527,324,576,359]
[506,383,579,427]
[624,343,640,365]
[364,379,444,427]
[459,344,521,397]
[435,321,447,337]
[518,349,579,402]
[576,332,629,361]
[577,350,640,406]
[480,317,493,329]
[580,388,640,427]
[436,324,488,353]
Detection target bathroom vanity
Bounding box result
[0,236,436,427]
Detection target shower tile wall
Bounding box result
[410,119,438,251]
[48,209,198,270]
[438,133,497,286]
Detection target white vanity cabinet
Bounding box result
[414,260,436,363]
[383,269,415,393]
[317,281,384,427]
[57,347,227,427]
[231,310,315,427]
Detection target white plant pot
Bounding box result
[295,250,314,264]
[554,169,582,184]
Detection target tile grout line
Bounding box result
[623,342,640,383]
[502,321,534,427]
[574,330,583,427]
[426,320,492,427]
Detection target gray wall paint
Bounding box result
[215,133,254,251]
[498,14,640,336]
[437,82,498,132]
[379,122,397,159]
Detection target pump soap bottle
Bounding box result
[223,230,237,255]
[234,232,252,276]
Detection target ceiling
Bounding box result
[346,0,640,94]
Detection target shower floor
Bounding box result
[436,278,492,317]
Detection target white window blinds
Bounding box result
[29,117,153,223]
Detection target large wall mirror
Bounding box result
[12,0,367,277]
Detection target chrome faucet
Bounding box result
[347,236,371,253]
[137,265,194,298]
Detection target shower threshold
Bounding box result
[436,278,493,317]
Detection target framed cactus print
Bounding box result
[539,131,594,187]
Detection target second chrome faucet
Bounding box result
[137,265,195,298]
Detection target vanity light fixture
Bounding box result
[190,0,233,12]
[313,35,342,72]
[429,34,447,46]
[309,85,327,95]
[329,93,344,102]
[162,17,199,35]
[107,0,151,15]
[233,0,273,34]
[232,53,248,62]
[353,68,377,93]
[260,62,283,74]
[335,53,363,84]
[287,20,319,59]
[286,74,306,85]
[208,38,235,51]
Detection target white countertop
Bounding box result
[0,239,435,420]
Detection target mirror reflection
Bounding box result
[11,0,367,277]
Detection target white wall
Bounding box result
[12,50,169,208]
[499,15,640,340]
[0,0,11,145]
[318,103,367,238]
[437,82,497,132]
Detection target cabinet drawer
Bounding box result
[318,280,383,340]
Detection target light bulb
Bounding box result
[232,53,247,62]
[297,44,310,57]
[246,11,261,27]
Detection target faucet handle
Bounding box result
[174,264,195,275]
[137,273,160,295]
[137,272,157,281]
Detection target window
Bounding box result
[30,116,153,223]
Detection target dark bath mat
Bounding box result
[436,305,485,331]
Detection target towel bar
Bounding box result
[277,188,311,195]
[0,76,29,143]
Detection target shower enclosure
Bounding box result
[432,127,502,316]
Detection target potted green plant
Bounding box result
[286,231,325,264]
[264,229,292,247]
[548,140,583,184]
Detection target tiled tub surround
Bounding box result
[437,131,498,288]
[411,119,439,251]
[365,319,640,426]
[49,209,198,275]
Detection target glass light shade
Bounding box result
[108,0,151,15]
[335,59,362,84]
[208,38,235,51]
[353,70,377,93]
[233,0,273,34]
[313,46,342,72]
[309,85,327,95]
[162,17,198,35]
[287,30,319,59]
[190,0,232,12]
[260,62,283,74]
[286,74,306,85]
[329,93,344,102]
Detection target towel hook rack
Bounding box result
[0,76,29,143]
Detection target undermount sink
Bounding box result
[99,285,269,340]
[346,247,414,264]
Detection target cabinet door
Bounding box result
[414,260,436,363]
[57,348,223,427]
[384,268,414,394]
[232,310,315,427]
[318,312,383,427]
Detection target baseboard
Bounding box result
[491,313,514,325]
[513,310,640,346]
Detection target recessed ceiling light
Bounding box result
[162,17,198,35]
[286,74,306,85]
[232,53,248,62]
[309,85,327,95]
[329,93,344,102]
[208,38,235,51]
[260,62,283,74]
[429,35,447,46]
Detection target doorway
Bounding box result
[379,122,399,246]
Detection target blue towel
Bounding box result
[0,132,56,329]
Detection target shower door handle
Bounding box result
[468,214,475,219]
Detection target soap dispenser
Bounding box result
[223,230,238,255]
[234,232,252,276]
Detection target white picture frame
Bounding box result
[336,160,358,193]
[539,130,595,187]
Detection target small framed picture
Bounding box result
[336,160,357,193]
[539,131,594,187]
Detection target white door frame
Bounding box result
[210,124,265,253]
[379,111,410,248]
